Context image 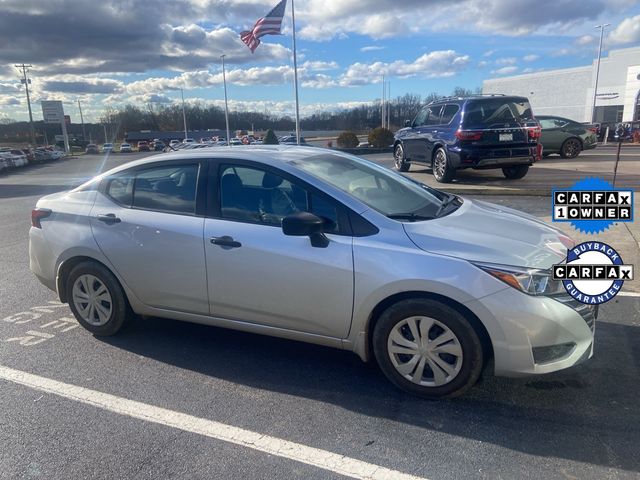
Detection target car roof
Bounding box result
[536,115,577,123]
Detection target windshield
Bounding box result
[463,98,533,127]
[291,153,447,218]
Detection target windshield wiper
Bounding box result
[434,194,459,217]
[387,213,435,222]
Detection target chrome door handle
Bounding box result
[97,213,121,225]
[210,236,242,248]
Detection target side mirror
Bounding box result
[404,119,412,128]
[282,212,329,248]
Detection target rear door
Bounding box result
[90,160,209,314]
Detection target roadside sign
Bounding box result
[41,101,64,124]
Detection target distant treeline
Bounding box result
[0,87,479,143]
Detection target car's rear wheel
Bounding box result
[502,165,529,179]
[67,261,131,336]
[432,148,455,183]
[560,138,581,159]
[394,144,410,172]
[372,299,484,398]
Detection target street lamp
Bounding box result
[591,24,610,124]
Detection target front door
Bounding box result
[90,162,209,314]
[204,163,354,338]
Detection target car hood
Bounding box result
[402,198,571,270]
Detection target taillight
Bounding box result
[527,126,542,140]
[31,208,52,228]
[587,127,598,134]
[455,130,483,141]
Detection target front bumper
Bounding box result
[464,288,595,377]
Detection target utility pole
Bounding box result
[15,64,36,146]
[180,88,188,140]
[591,24,610,124]
[77,99,86,142]
[221,54,231,146]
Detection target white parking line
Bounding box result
[0,365,426,480]
[617,291,640,297]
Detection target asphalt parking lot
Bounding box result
[1,149,639,479]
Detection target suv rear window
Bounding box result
[463,98,533,127]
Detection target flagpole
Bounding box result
[221,54,231,147]
[290,0,301,145]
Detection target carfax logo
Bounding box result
[553,241,634,304]
[552,177,633,234]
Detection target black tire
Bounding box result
[66,261,132,336]
[394,143,410,172]
[501,165,529,179]
[432,148,455,183]
[560,138,582,159]
[372,299,484,399]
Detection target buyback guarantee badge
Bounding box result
[553,242,633,304]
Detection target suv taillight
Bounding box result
[527,126,542,140]
[455,130,483,141]
[31,208,52,228]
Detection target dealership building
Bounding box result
[483,46,640,125]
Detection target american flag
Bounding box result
[240,0,287,53]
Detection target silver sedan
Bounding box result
[29,146,595,398]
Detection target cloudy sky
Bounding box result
[0,0,639,122]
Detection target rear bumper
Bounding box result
[449,145,537,169]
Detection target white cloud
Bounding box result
[478,60,489,68]
[301,61,339,71]
[551,48,572,57]
[360,46,386,52]
[523,54,539,62]
[483,49,497,57]
[495,57,517,65]
[608,14,640,45]
[492,66,518,75]
[575,34,596,45]
[340,50,470,86]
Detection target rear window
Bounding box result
[463,98,533,127]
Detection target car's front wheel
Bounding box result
[372,299,484,398]
[502,165,529,179]
[67,261,132,336]
[394,144,410,172]
[432,148,455,183]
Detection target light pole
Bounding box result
[221,54,231,146]
[15,64,36,146]
[77,99,86,142]
[180,88,188,140]
[591,24,610,124]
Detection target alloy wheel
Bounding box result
[434,150,447,179]
[563,139,580,158]
[72,274,113,326]
[394,145,404,169]
[387,316,463,387]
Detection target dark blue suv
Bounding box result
[393,95,542,183]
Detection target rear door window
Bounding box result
[463,98,533,127]
[132,164,199,215]
[425,106,444,125]
[439,104,460,124]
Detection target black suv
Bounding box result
[393,95,542,183]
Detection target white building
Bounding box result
[483,46,640,125]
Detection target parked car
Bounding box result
[102,143,114,153]
[169,140,180,148]
[29,146,594,399]
[183,138,196,144]
[33,148,54,162]
[394,95,542,182]
[0,157,7,173]
[11,149,30,165]
[154,141,165,151]
[21,148,35,162]
[137,141,150,152]
[119,143,133,153]
[229,138,243,145]
[279,136,308,145]
[86,144,99,154]
[537,116,598,158]
[0,152,19,168]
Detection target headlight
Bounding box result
[472,262,565,296]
